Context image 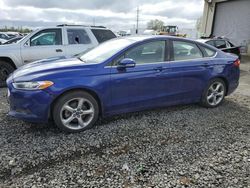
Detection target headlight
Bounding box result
[12,81,54,90]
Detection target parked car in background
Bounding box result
[6,32,21,39]
[0,38,7,45]
[197,37,241,59]
[0,32,10,44]
[0,25,116,86]
[7,36,240,133]
[2,36,23,45]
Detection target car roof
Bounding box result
[196,39,209,43]
[123,35,207,45]
[56,24,110,30]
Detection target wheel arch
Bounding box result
[49,87,103,120]
[0,57,17,69]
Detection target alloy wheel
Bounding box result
[206,81,225,106]
[60,97,94,130]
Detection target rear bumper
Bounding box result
[227,80,239,95]
[227,66,240,95]
[7,83,54,123]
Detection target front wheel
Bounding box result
[0,61,15,87]
[53,91,99,133]
[201,78,226,108]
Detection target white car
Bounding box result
[0,25,116,86]
[0,32,9,44]
[0,38,7,44]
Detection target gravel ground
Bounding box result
[0,60,250,187]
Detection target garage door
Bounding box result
[213,0,250,47]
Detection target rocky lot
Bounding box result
[0,58,249,188]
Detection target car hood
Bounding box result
[12,56,94,82]
[0,42,19,50]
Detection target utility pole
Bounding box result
[93,18,96,26]
[136,7,139,34]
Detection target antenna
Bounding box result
[136,7,139,34]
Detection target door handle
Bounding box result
[154,67,163,71]
[56,49,63,52]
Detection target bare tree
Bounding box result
[147,19,164,31]
[196,16,203,33]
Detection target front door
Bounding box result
[109,40,173,114]
[21,28,65,64]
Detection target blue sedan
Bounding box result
[7,36,240,132]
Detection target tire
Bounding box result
[53,91,99,133]
[0,61,15,87]
[200,78,226,108]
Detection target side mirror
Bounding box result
[24,40,30,47]
[118,58,136,69]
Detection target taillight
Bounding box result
[233,59,240,67]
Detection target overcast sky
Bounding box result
[0,0,204,30]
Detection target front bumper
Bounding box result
[7,83,54,123]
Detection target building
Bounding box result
[201,0,250,54]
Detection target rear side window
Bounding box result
[91,29,116,43]
[67,29,91,44]
[214,40,226,49]
[173,41,203,61]
[199,45,216,57]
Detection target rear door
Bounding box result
[169,39,213,102]
[21,28,65,63]
[65,28,96,56]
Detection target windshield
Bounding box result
[78,38,134,64]
[16,30,37,44]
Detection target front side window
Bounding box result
[91,29,116,43]
[173,41,203,61]
[67,29,91,45]
[30,29,62,46]
[124,41,166,64]
[214,40,226,49]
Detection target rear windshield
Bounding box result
[91,29,116,43]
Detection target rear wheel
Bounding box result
[201,78,226,108]
[53,91,99,133]
[0,61,15,87]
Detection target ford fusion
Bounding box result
[7,36,240,132]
